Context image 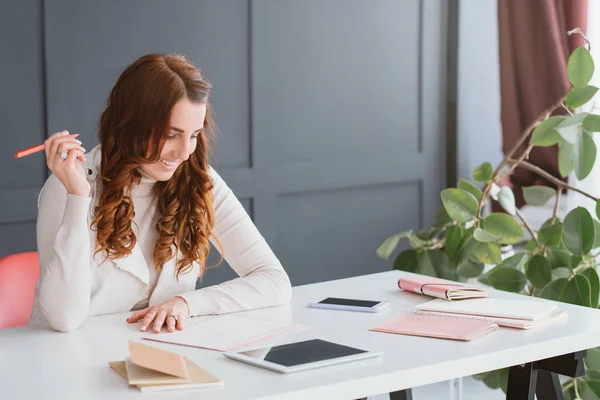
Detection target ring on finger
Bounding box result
[167,314,178,321]
[58,151,68,160]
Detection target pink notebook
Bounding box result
[398,276,487,301]
[371,312,499,341]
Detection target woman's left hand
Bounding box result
[126,296,190,333]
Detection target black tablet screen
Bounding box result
[238,339,368,367]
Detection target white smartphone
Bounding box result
[308,297,390,313]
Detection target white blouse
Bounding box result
[30,145,291,332]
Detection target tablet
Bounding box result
[223,339,382,374]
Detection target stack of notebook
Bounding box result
[109,341,223,392]
[414,298,567,329]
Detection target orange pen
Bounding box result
[14,144,45,159]
[14,134,80,159]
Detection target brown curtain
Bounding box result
[494,0,588,211]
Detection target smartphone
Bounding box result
[308,297,390,313]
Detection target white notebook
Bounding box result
[144,314,309,352]
[415,298,558,321]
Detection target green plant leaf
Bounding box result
[435,262,456,280]
[539,221,563,247]
[376,230,412,260]
[415,226,443,241]
[416,251,438,277]
[523,186,556,206]
[473,162,493,183]
[457,179,483,202]
[393,249,419,272]
[481,213,524,244]
[526,254,552,289]
[566,85,599,108]
[576,130,597,180]
[584,114,600,132]
[588,369,600,380]
[497,252,529,270]
[595,220,600,249]
[568,47,595,88]
[499,369,509,394]
[559,139,575,177]
[547,247,573,269]
[417,250,449,278]
[474,227,500,243]
[456,234,478,267]
[572,255,583,268]
[441,189,479,223]
[581,379,600,400]
[597,200,600,221]
[473,242,502,265]
[435,206,452,227]
[525,239,537,252]
[552,267,572,279]
[563,207,596,254]
[560,274,592,307]
[444,225,463,262]
[498,186,516,216]
[472,372,487,381]
[458,259,485,278]
[582,268,600,309]
[539,278,568,300]
[586,348,600,371]
[530,116,565,146]
[482,369,504,390]
[556,113,588,144]
[488,268,527,293]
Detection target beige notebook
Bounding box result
[109,341,222,392]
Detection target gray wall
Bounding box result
[456,0,503,182]
[2,0,451,287]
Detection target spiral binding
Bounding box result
[400,310,496,324]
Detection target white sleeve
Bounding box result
[177,167,292,316]
[36,174,93,332]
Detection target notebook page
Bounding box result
[143,314,308,351]
[371,311,498,341]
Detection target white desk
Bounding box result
[2,271,600,400]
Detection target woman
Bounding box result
[30,53,292,333]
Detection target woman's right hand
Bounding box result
[44,130,90,197]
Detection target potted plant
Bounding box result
[377,29,600,399]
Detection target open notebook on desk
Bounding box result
[144,314,309,352]
[371,311,499,341]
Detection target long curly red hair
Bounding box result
[91,53,220,278]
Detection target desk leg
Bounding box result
[535,370,563,400]
[505,351,586,400]
[506,363,538,400]
[389,389,413,400]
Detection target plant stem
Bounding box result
[552,188,563,223]
[563,380,574,391]
[574,377,581,399]
[497,144,534,183]
[516,208,539,246]
[476,95,568,221]
[494,94,567,176]
[561,102,574,116]
[516,160,600,202]
[568,27,591,51]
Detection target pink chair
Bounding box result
[0,252,39,329]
